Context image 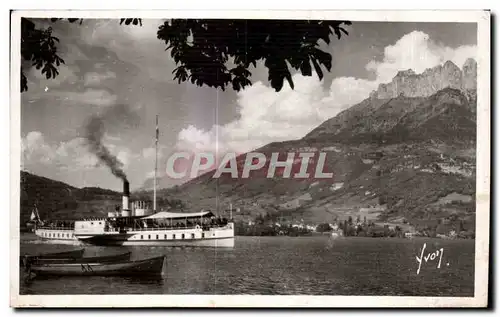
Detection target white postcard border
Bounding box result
[9,9,491,308]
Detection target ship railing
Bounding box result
[36,226,74,231]
[104,224,230,232]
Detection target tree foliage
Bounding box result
[20,18,351,93]
[156,19,352,92]
[315,223,332,232]
[21,18,64,92]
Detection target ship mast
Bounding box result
[154,115,159,212]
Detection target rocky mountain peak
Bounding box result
[462,58,477,91]
[370,59,477,99]
[463,57,477,69]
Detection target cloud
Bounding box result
[55,89,118,107]
[21,132,132,172]
[79,19,173,80]
[84,71,117,86]
[54,138,99,169]
[142,147,156,159]
[25,62,79,90]
[366,31,477,83]
[175,30,477,162]
[141,146,167,160]
[117,150,130,168]
[22,131,55,165]
[22,42,88,93]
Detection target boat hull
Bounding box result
[36,224,235,248]
[76,226,235,247]
[21,248,85,267]
[24,248,85,259]
[34,228,78,241]
[29,256,167,277]
[118,236,234,247]
[30,252,132,265]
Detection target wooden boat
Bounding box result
[23,248,85,259]
[27,255,167,277]
[28,252,132,265]
[20,249,85,267]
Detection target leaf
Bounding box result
[313,48,332,71]
[299,60,312,77]
[21,71,28,92]
[266,58,292,92]
[334,28,341,40]
[284,72,294,90]
[311,58,324,80]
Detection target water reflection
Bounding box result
[19,236,475,296]
[21,274,167,295]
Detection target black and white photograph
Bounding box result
[10,10,490,307]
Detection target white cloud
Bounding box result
[117,150,130,167]
[55,89,118,107]
[84,71,117,86]
[22,132,132,172]
[141,145,167,163]
[366,31,476,83]
[22,131,55,165]
[174,31,476,165]
[80,19,174,80]
[177,125,220,153]
[55,138,105,169]
[25,63,79,93]
[142,147,156,159]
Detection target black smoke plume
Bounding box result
[85,116,128,181]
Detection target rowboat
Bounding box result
[23,248,85,259]
[27,255,167,277]
[20,249,85,267]
[27,251,132,265]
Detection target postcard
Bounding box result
[10,9,490,307]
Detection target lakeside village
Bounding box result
[234,213,475,239]
[25,197,474,240]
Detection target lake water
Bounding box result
[19,234,475,296]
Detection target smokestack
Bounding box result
[122,180,130,211]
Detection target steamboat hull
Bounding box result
[75,231,235,247]
[34,228,78,242]
[113,237,234,247]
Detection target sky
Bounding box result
[20,19,477,191]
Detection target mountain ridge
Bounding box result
[304,87,476,144]
[369,58,477,99]
[20,59,477,233]
[156,64,477,231]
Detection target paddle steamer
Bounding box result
[34,179,235,247]
[32,115,235,247]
